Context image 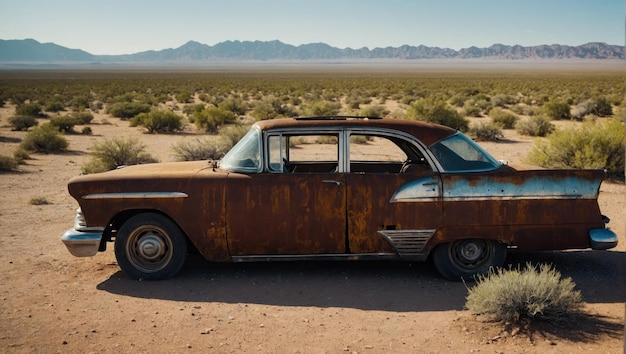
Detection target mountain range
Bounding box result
[0,38,622,63]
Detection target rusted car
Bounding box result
[62,117,618,280]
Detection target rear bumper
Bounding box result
[61,228,103,257]
[589,228,618,250]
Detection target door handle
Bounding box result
[322,180,341,186]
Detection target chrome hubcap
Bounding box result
[137,233,165,261]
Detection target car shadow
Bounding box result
[97,249,625,312]
[97,259,469,312]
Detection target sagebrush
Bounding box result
[466,263,583,324]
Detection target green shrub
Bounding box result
[8,115,38,131]
[50,115,78,133]
[13,148,30,164]
[81,127,93,135]
[16,102,43,117]
[82,137,158,173]
[130,109,183,133]
[218,125,250,150]
[358,105,388,117]
[171,138,227,161]
[0,155,18,171]
[218,97,248,115]
[20,124,69,153]
[406,99,469,132]
[71,111,94,124]
[541,100,571,120]
[462,100,482,117]
[466,263,582,324]
[469,122,504,141]
[510,104,538,116]
[193,107,236,133]
[301,100,342,117]
[526,117,624,177]
[515,116,555,137]
[489,107,519,129]
[106,102,151,119]
[43,100,65,113]
[572,97,613,120]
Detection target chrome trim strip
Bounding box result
[231,253,399,262]
[82,192,188,200]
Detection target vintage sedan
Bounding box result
[62,116,618,280]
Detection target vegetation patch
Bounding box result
[466,263,583,324]
[82,137,158,173]
[19,124,69,153]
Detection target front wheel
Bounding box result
[114,213,188,280]
[432,239,506,281]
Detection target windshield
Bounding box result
[429,133,501,172]
[219,126,261,173]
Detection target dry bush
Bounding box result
[0,155,18,171]
[469,122,504,141]
[515,115,555,137]
[19,124,69,153]
[466,263,583,324]
[171,138,227,161]
[82,137,158,174]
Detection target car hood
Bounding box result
[67,160,223,200]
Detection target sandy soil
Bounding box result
[0,105,624,353]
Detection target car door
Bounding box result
[345,131,443,259]
[226,131,347,256]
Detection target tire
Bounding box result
[114,213,188,280]
[432,239,506,281]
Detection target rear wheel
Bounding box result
[114,213,187,280]
[432,239,506,281]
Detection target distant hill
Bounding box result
[0,39,622,63]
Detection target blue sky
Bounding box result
[0,0,623,55]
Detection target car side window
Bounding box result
[349,134,430,174]
[267,134,340,173]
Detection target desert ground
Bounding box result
[0,95,624,353]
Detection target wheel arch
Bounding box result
[101,209,198,254]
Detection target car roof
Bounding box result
[255,117,457,147]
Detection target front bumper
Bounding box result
[589,228,618,250]
[62,228,103,257]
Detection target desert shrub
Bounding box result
[8,115,38,131]
[182,103,206,117]
[218,124,250,150]
[43,100,65,113]
[20,124,69,153]
[490,93,516,108]
[349,135,373,144]
[175,91,193,103]
[82,137,158,173]
[510,103,538,116]
[541,100,571,120]
[29,197,49,205]
[13,148,30,164]
[571,97,613,120]
[489,108,519,129]
[218,97,248,115]
[526,117,624,177]
[466,263,582,324]
[0,155,18,171]
[469,122,504,141]
[359,105,388,117]
[301,100,342,117]
[71,111,94,125]
[50,115,78,133]
[171,138,227,161]
[515,116,555,137]
[130,109,183,133]
[81,127,93,135]
[315,135,338,144]
[106,102,151,119]
[16,102,43,117]
[194,107,236,133]
[462,100,482,117]
[406,99,469,132]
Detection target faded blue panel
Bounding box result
[442,176,600,200]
